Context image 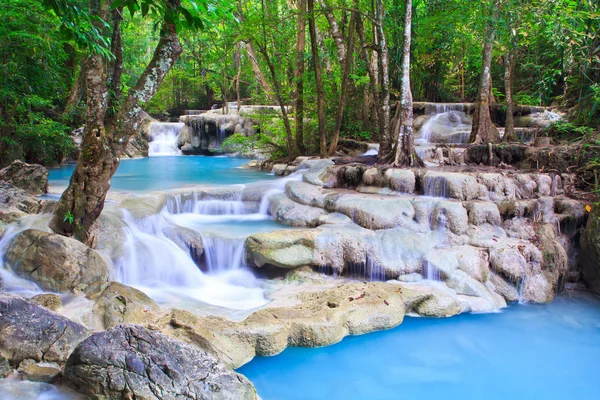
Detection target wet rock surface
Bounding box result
[0,160,48,196]
[0,293,89,366]
[4,229,109,295]
[0,182,44,225]
[63,324,257,400]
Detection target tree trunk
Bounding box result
[318,0,345,64]
[295,0,306,153]
[308,0,327,158]
[329,11,357,155]
[375,0,391,156]
[255,44,296,158]
[63,65,86,116]
[356,15,382,142]
[468,17,500,144]
[392,0,422,166]
[50,1,183,244]
[502,52,518,142]
[107,8,123,115]
[245,41,274,99]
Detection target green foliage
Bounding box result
[63,211,75,224]
[513,93,540,106]
[222,111,290,160]
[544,121,595,141]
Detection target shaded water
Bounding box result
[48,156,276,191]
[239,293,600,400]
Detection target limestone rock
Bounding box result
[285,180,330,208]
[269,193,327,227]
[0,293,89,365]
[466,201,501,226]
[4,229,109,295]
[490,245,527,280]
[120,194,166,219]
[31,294,62,312]
[0,355,11,378]
[19,360,61,383]
[246,229,318,269]
[0,182,43,224]
[93,282,162,329]
[63,325,257,400]
[162,225,204,261]
[0,160,48,195]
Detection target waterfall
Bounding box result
[361,143,380,156]
[418,110,472,144]
[116,210,267,310]
[423,175,449,198]
[148,122,184,156]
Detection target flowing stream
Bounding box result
[147,122,183,156]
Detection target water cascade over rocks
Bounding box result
[147,122,184,156]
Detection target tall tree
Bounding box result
[307,0,327,158]
[50,0,203,244]
[294,0,306,153]
[469,1,500,144]
[391,0,422,166]
[375,0,392,156]
[329,11,357,155]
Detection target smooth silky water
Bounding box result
[238,293,600,400]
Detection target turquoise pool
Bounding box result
[239,293,600,400]
[48,156,275,191]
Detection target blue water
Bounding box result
[48,156,275,191]
[239,294,600,400]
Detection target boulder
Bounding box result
[4,229,109,295]
[489,245,527,280]
[0,182,43,224]
[0,160,48,195]
[93,282,161,329]
[63,325,257,400]
[269,193,327,227]
[246,229,318,269]
[0,293,89,365]
[162,225,204,261]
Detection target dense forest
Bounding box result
[1,0,598,166]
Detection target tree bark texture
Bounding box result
[50,0,184,244]
[502,52,518,142]
[318,0,346,64]
[329,11,357,155]
[375,0,391,156]
[308,0,327,158]
[392,0,422,166]
[469,19,500,144]
[356,16,382,142]
[295,0,306,153]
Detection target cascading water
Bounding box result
[417,111,472,144]
[361,143,380,156]
[148,122,184,156]
[115,208,268,310]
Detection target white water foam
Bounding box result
[148,122,184,156]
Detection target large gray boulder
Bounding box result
[4,229,109,295]
[0,160,48,195]
[63,325,257,400]
[0,293,89,366]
